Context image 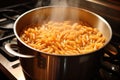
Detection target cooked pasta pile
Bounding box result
[20,21,106,55]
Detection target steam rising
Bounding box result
[34,0,81,24]
[50,0,68,6]
[36,0,80,7]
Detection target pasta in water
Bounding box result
[20,21,106,55]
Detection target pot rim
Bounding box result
[14,6,112,57]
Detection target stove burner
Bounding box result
[0,1,37,61]
[0,2,36,45]
[100,33,120,80]
[0,9,21,44]
[0,29,15,44]
[0,9,20,26]
[0,1,38,79]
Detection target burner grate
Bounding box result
[100,32,120,80]
[0,1,37,62]
[0,4,34,25]
[0,2,36,45]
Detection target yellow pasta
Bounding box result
[20,21,106,55]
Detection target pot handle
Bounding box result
[5,43,34,58]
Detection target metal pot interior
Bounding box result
[14,6,112,54]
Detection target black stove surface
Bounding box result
[0,0,120,80]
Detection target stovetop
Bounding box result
[0,1,38,80]
[0,0,120,80]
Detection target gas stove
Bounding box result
[0,0,120,80]
[0,0,38,80]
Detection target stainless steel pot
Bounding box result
[5,6,112,80]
